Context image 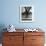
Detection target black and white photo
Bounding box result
[20,5,34,22]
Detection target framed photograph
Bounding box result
[20,5,34,22]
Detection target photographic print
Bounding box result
[20,5,34,22]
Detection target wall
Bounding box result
[0,0,46,29]
[0,0,46,43]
